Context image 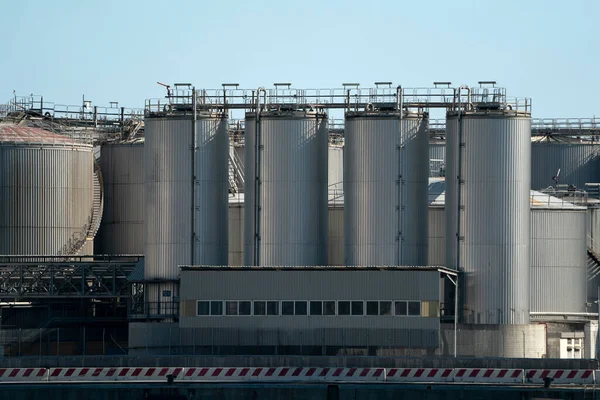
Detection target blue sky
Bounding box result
[0,0,597,118]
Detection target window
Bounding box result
[366,301,378,316]
[239,301,251,316]
[253,301,266,316]
[295,301,307,316]
[395,301,407,316]
[197,301,209,316]
[380,301,392,316]
[351,301,364,316]
[226,301,238,316]
[210,301,223,316]
[408,301,421,316]
[282,301,294,315]
[338,301,350,315]
[310,301,322,316]
[324,301,336,316]
[267,301,279,316]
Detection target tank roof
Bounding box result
[0,124,91,147]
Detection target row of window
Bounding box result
[196,300,422,317]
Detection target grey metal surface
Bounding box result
[429,141,446,177]
[531,141,600,190]
[228,199,244,266]
[328,205,344,266]
[530,209,587,314]
[344,112,429,266]
[446,112,532,324]
[328,145,344,189]
[428,207,445,266]
[0,139,93,255]
[96,140,144,255]
[244,111,328,266]
[145,115,229,280]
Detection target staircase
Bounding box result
[228,146,245,195]
[587,235,600,282]
[56,159,104,256]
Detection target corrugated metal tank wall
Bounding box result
[530,209,587,314]
[446,112,532,324]
[0,141,94,255]
[344,112,429,266]
[328,145,344,189]
[428,207,445,266]
[531,142,600,190]
[244,111,328,266]
[145,115,229,280]
[429,141,446,177]
[96,141,144,254]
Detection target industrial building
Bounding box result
[1,84,600,360]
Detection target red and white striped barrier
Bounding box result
[0,368,48,381]
[525,369,594,385]
[47,367,184,381]
[182,367,385,382]
[453,368,523,383]
[386,368,453,382]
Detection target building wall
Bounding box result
[228,202,243,265]
[178,269,441,349]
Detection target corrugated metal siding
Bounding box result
[344,113,428,266]
[530,210,587,313]
[145,116,229,280]
[428,207,445,266]
[328,145,343,188]
[244,112,328,266]
[429,141,446,177]
[228,203,244,265]
[447,113,532,324]
[531,142,600,190]
[328,205,344,265]
[96,142,144,254]
[0,144,93,255]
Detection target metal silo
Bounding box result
[0,124,95,255]
[96,139,144,254]
[530,192,587,315]
[531,141,600,190]
[144,112,229,282]
[446,107,532,324]
[244,109,328,266]
[344,111,429,266]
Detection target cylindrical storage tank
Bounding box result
[96,139,144,254]
[0,124,94,255]
[531,141,600,190]
[344,111,429,266]
[446,109,531,324]
[145,113,229,281]
[244,110,328,266]
[530,194,587,315]
[328,144,344,190]
[429,140,446,177]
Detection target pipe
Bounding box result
[191,88,197,266]
[396,86,403,266]
[253,87,266,266]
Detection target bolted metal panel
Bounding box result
[530,209,587,314]
[96,141,144,254]
[0,141,93,255]
[344,112,429,266]
[446,112,532,324]
[244,111,329,266]
[428,207,445,266]
[531,142,600,190]
[145,115,229,280]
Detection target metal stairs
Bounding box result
[228,145,245,195]
[588,248,600,282]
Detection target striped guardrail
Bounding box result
[0,367,597,385]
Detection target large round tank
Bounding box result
[96,139,144,254]
[0,124,94,255]
[446,110,531,324]
[344,111,429,266]
[531,141,600,190]
[144,113,229,281]
[244,110,328,266]
[530,193,587,315]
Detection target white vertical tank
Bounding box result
[344,111,429,266]
[446,108,531,324]
[144,113,229,283]
[244,109,328,266]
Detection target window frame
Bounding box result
[337,300,351,316]
[196,300,210,316]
